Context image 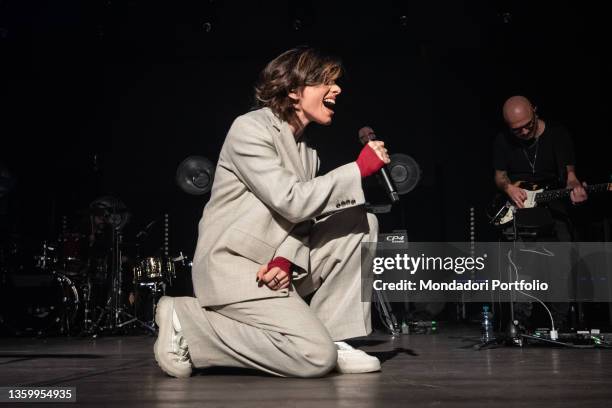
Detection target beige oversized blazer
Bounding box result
[192,107,365,306]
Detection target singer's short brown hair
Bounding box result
[254,47,343,130]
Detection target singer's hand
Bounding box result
[356,142,389,178]
[368,141,390,164]
[256,259,292,291]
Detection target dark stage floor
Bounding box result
[1,325,611,407]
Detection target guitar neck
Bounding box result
[535,183,611,203]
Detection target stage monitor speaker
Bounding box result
[176,156,215,195]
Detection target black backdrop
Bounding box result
[1,0,611,258]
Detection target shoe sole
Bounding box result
[153,296,192,378]
[336,356,381,374]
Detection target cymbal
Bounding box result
[89,195,127,211]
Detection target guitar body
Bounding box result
[487,180,610,227]
[489,181,550,227]
[488,180,611,227]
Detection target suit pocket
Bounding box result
[225,227,276,265]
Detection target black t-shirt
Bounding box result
[494,121,575,186]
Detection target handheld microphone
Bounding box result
[358,126,400,203]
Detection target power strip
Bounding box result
[531,328,608,345]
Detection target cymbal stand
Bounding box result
[87,222,156,336]
[135,280,166,331]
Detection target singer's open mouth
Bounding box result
[323,98,336,111]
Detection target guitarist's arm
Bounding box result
[566,165,588,204]
[495,170,527,208]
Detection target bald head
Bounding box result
[502,96,539,139]
[503,96,534,124]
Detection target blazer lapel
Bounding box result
[276,121,308,182]
[298,142,316,181]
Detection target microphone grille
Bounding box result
[358,126,376,145]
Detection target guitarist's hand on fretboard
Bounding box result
[505,184,527,208]
[567,180,588,204]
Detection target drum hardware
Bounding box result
[0,271,79,336]
[130,251,192,327]
[57,232,85,276]
[33,241,57,270]
[170,251,194,296]
[133,257,176,284]
[82,197,157,336]
[85,232,157,336]
[58,273,80,334]
[131,281,165,333]
[129,255,176,331]
[172,252,191,267]
[0,196,189,336]
[163,214,171,284]
[78,278,94,332]
[163,214,169,256]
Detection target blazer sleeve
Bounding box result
[274,221,311,279]
[224,115,365,224]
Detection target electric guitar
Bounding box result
[488,181,612,226]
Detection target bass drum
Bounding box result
[0,272,79,336]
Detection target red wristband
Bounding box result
[267,257,292,274]
[356,144,385,178]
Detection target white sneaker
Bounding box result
[334,341,381,374]
[153,296,193,378]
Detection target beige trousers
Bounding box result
[173,206,378,377]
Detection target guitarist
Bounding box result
[494,95,588,241]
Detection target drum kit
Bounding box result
[0,155,213,337]
[0,197,193,338]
